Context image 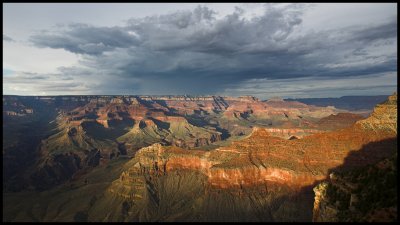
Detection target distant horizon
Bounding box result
[2,93,394,102]
[2,90,397,99]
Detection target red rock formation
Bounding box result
[124,93,397,190]
[317,113,364,130]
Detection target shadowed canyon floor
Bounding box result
[2,94,397,222]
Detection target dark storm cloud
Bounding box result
[3,34,15,42]
[30,23,141,55]
[123,5,303,55]
[27,4,397,96]
[350,20,397,42]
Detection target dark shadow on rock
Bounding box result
[81,118,133,140]
[151,118,170,130]
[328,138,397,174]
[287,137,397,222]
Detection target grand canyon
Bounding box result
[3,93,397,222]
[3,2,397,222]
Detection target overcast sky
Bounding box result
[3,3,397,99]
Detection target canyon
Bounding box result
[2,94,397,222]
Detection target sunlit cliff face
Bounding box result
[125,93,397,190]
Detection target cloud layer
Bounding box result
[4,3,397,98]
[3,34,15,42]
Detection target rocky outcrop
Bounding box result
[313,154,397,222]
[117,117,222,151]
[313,182,337,221]
[312,93,398,222]
[356,93,397,133]
[108,162,147,201]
